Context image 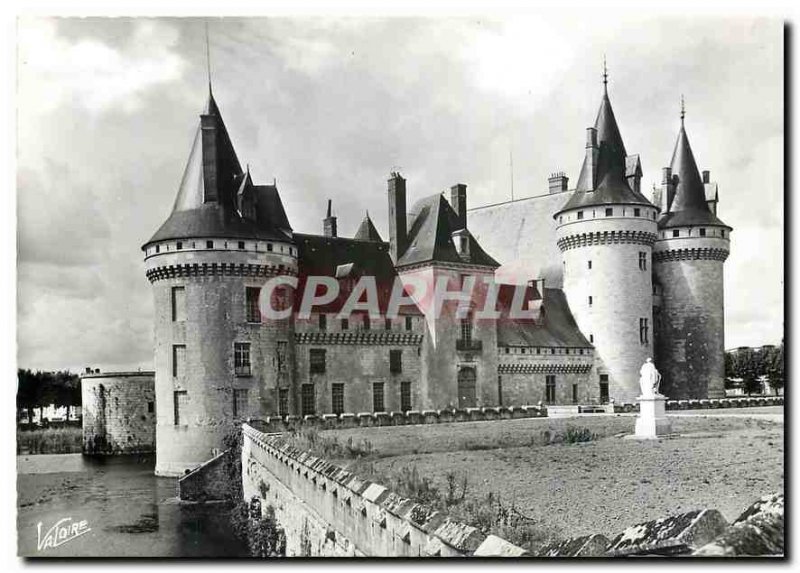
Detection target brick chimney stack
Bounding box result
[387,172,407,262]
[323,199,337,237]
[548,172,569,194]
[450,184,467,230]
[584,127,599,191]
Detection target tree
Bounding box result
[766,339,785,395]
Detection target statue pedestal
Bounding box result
[634,394,672,439]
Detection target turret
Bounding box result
[142,89,297,476]
[652,101,731,399]
[553,67,658,403]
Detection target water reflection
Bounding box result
[17,453,247,558]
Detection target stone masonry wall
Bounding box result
[80,372,155,454]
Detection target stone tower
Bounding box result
[652,106,731,399]
[142,89,297,476]
[554,77,659,403]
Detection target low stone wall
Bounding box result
[177,448,232,502]
[613,395,784,414]
[248,405,546,434]
[241,423,527,557]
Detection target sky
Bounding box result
[16,16,783,372]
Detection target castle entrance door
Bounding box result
[457,367,477,408]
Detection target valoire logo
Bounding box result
[37,517,91,551]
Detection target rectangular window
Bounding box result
[173,391,188,425]
[172,345,186,379]
[699,228,706,237]
[639,252,648,271]
[390,349,402,374]
[405,316,413,331]
[234,342,251,376]
[460,316,473,342]
[246,287,261,323]
[572,383,578,404]
[640,318,649,344]
[342,318,349,331]
[577,211,584,220]
[278,388,289,417]
[588,296,593,306]
[309,348,326,374]
[401,381,412,412]
[206,240,214,249]
[331,383,344,415]
[385,318,392,331]
[171,286,186,322]
[301,384,315,416]
[497,376,503,407]
[147,401,154,413]
[599,375,609,404]
[238,241,245,250]
[176,241,183,250]
[267,243,273,252]
[589,334,594,343]
[233,388,248,418]
[588,260,592,270]
[276,340,288,373]
[634,208,641,217]
[545,375,556,404]
[672,229,680,238]
[605,208,613,217]
[319,313,327,331]
[373,383,385,412]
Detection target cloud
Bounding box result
[18,18,186,114]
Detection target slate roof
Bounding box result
[294,233,422,315]
[398,193,500,268]
[658,122,729,230]
[556,88,653,215]
[497,288,593,349]
[353,213,383,242]
[143,90,292,248]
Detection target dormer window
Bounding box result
[577,211,584,220]
[452,229,470,258]
[605,208,613,217]
[206,240,214,249]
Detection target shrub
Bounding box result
[17,428,82,455]
[230,498,286,557]
[563,426,596,444]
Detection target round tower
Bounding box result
[554,78,658,403]
[143,90,297,476]
[652,107,731,400]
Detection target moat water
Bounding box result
[16,453,248,557]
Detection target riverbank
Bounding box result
[17,427,82,455]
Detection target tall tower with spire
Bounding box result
[652,101,731,399]
[553,65,659,402]
[142,88,297,476]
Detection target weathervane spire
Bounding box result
[602,55,608,93]
[680,94,686,126]
[205,21,212,94]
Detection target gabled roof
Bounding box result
[497,288,593,348]
[658,121,729,229]
[294,233,422,315]
[353,213,383,242]
[143,90,292,247]
[398,194,499,268]
[557,88,653,215]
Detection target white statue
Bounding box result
[639,358,662,398]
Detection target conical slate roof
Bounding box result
[556,87,653,215]
[353,213,383,242]
[658,121,729,229]
[143,90,292,247]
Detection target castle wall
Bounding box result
[398,265,498,410]
[497,347,595,405]
[145,242,297,476]
[557,208,658,402]
[80,372,155,454]
[653,231,730,399]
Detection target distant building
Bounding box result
[142,74,731,475]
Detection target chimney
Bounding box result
[323,199,337,238]
[661,167,675,212]
[388,172,407,262]
[450,184,467,230]
[584,127,599,191]
[548,172,569,194]
[200,113,219,203]
[702,170,710,184]
[85,367,92,374]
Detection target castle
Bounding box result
[141,76,731,476]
